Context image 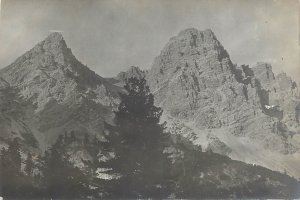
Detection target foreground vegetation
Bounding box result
[0,78,299,199]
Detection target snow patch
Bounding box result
[265,105,276,109]
[96,168,121,180]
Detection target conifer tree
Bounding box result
[25,153,34,176]
[41,134,89,198]
[0,138,23,197]
[104,77,171,198]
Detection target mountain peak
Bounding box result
[148,28,230,87]
[126,66,144,75]
[161,28,225,59]
[176,28,216,42]
[147,27,300,178]
[41,32,67,50]
[117,66,147,83]
[45,32,64,42]
[178,28,214,36]
[0,32,121,149]
[0,32,118,106]
[38,32,70,60]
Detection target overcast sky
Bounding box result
[0,0,299,80]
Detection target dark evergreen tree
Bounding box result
[102,77,171,198]
[0,138,39,198]
[7,138,22,174]
[41,134,89,199]
[25,153,33,176]
[84,133,90,147]
[0,138,22,196]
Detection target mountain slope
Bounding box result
[0,31,299,198]
[167,136,300,198]
[0,33,121,150]
[146,28,300,177]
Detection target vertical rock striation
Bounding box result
[0,32,121,150]
[146,28,300,177]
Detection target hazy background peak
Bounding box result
[0,0,299,80]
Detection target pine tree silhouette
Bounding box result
[25,153,34,176]
[0,138,39,198]
[1,139,22,196]
[102,77,171,198]
[41,134,89,198]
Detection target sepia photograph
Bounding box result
[0,0,299,199]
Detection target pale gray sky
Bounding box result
[0,0,299,80]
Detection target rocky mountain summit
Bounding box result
[144,28,300,177]
[0,32,120,150]
[106,66,147,87]
[0,29,299,182]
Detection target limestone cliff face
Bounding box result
[117,66,147,83]
[145,28,300,177]
[106,66,147,87]
[252,63,299,133]
[0,33,121,150]
[147,28,250,128]
[1,30,300,178]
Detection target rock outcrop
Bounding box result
[106,66,147,87]
[1,30,299,179]
[0,32,121,150]
[146,28,300,177]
